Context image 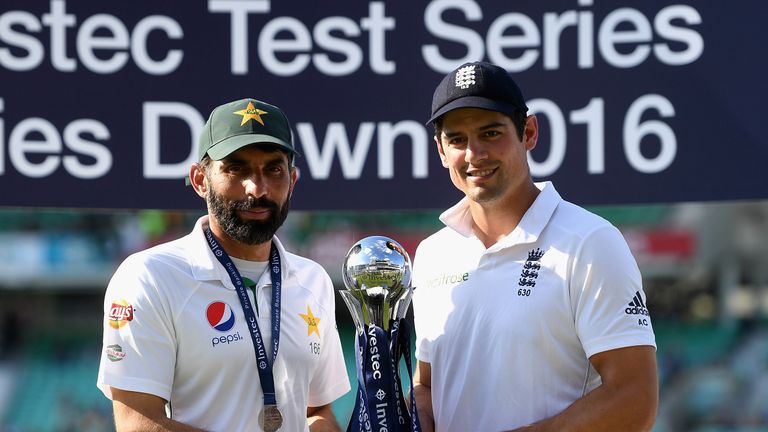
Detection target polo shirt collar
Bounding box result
[187,215,294,288]
[439,181,561,248]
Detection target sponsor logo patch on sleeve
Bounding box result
[105,344,126,362]
[108,300,135,329]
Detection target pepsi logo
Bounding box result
[206,301,236,332]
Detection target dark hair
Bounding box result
[199,155,213,175]
[433,110,527,142]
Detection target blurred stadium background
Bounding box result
[0,202,767,431]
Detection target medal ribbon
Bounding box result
[364,325,398,432]
[392,318,421,432]
[205,227,282,407]
[348,331,373,432]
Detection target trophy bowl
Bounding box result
[341,236,412,331]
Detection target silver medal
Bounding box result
[259,404,283,432]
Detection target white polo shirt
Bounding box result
[412,182,656,432]
[97,216,350,432]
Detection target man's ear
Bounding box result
[523,115,539,152]
[289,166,299,196]
[189,163,208,198]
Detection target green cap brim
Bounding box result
[205,133,297,161]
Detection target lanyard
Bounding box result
[204,227,282,406]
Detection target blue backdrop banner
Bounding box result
[1,1,766,210]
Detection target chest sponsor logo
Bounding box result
[206,301,244,347]
[423,271,469,288]
[211,331,244,347]
[206,301,236,332]
[108,300,134,329]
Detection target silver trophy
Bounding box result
[341,236,420,432]
[341,236,413,332]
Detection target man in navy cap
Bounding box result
[411,63,658,431]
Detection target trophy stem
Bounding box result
[361,303,372,330]
[383,299,390,331]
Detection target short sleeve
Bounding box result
[307,274,351,407]
[97,254,177,401]
[570,226,656,358]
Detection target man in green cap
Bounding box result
[97,98,351,431]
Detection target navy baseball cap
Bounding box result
[427,61,529,125]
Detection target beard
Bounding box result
[207,185,290,246]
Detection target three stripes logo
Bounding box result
[625,291,650,316]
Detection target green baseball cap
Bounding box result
[198,98,298,161]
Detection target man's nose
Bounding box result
[465,139,487,163]
[243,175,267,198]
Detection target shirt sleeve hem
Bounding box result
[97,375,172,402]
[307,380,352,408]
[583,334,657,358]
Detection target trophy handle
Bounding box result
[393,286,414,321]
[338,290,367,334]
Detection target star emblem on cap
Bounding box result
[233,102,268,126]
[299,306,321,338]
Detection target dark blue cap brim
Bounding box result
[426,96,523,125]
